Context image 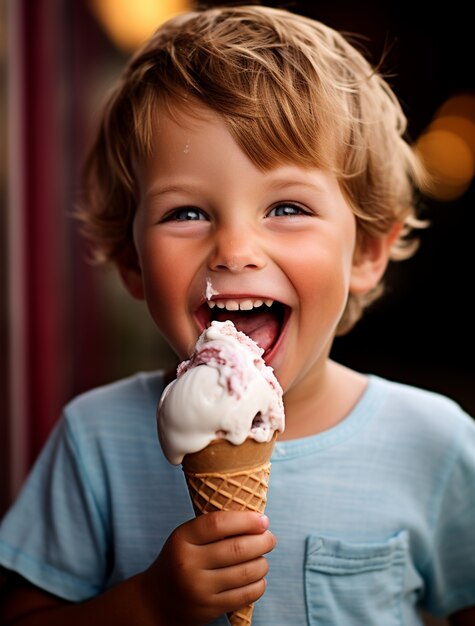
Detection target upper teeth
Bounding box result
[207,298,273,311]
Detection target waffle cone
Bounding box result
[182,433,277,626]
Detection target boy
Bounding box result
[1,5,474,625]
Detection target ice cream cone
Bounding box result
[227,602,253,626]
[182,433,277,625]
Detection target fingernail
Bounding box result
[260,514,270,530]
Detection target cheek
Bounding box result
[137,239,185,319]
[286,241,353,308]
[136,234,201,357]
[301,270,349,330]
[141,267,191,358]
[138,231,185,293]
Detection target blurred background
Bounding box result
[0,0,473,543]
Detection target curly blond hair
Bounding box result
[78,5,429,334]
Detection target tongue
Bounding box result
[214,310,279,353]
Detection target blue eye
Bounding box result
[165,207,207,221]
[268,203,306,217]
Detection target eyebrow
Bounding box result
[266,177,328,194]
[144,183,202,200]
[144,173,330,200]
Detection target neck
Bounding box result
[278,360,367,441]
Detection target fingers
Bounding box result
[149,512,275,624]
[211,555,270,593]
[204,529,276,569]
[184,511,271,545]
[215,577,268,615]
[181,511,276,570]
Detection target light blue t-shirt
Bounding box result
[1,372,474,625]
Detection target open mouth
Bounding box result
[195,298,289,358]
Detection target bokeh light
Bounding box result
[415,92,475,201]
[89,0,191,52]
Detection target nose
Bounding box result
[208,225,266,273]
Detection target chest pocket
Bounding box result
[305,530,414,626]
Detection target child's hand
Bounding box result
[144,511,276,626]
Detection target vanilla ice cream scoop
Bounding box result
[157,320,285,464]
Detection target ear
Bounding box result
[349,223,402,295]
[115,243,145,300]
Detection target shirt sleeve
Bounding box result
[0,414,110,602]
[421,410,475,616]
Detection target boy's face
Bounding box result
[126,105,378,396]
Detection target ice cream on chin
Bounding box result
[157,320,285,465]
